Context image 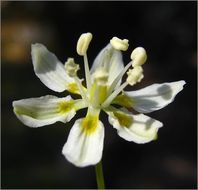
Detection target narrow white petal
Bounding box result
[31,43,75,92]
[90,44,124,87]
[124,80,186,113]
[108,110,163,144]
[62,118,104,167]
[13,95,76,128]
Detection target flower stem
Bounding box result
[95,160,105,189]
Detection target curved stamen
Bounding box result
[107,47,147,96]
[107,60,132,96]
[74,76,89,103]
[76,32,93,92]
[102,81,128,108]
[83,53,92,91]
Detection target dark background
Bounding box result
[2,1,197,189]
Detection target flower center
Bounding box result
[65,33,148,110]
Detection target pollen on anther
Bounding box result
[77,32,93,56]
[110,37,129,51]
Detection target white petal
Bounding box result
[124,80,186,113]
[62,118,104,167]
[108,110,163,144]
[13,95,76,128]
[31,43,75,92]
[90,44,124,87]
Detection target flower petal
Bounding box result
[90,44,124,87]
[124,80,186,113]
[13,95,76,128]
[62,117,104,167]
[108,109,163,144]
[31,43,75,92]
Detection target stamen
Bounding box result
[83,53,92,91]
[126,66,144,86]
[74,99,88,111]
[107,47,147,95]
[76,32,93,56]
[131,47,147,67]
[107,60,132,96]
[102,81,128,108]
[74,76,89,103]
[65,58,79,77]
[110,37,129,51]
[76,32,93,92]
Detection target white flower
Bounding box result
[13,33,186,167]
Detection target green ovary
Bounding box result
[89,82,108,108]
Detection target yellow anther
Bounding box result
[65,58,79,77]
[93,68,109,86]
[127,66,144,86]
[76,32,93,56]
[110,37,129,51]
[131,47,147,67]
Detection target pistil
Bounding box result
[76,32,93,92]
[90,69,109,108]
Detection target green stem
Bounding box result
[95,160,105,189]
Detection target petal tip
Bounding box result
[180,80,186,87]
[31,43,44,49]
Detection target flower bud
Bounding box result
[127,66,144,86]
[131,47,147,67]
[110,37,129,51]
[77,32,93,56]
[65,58,79,77]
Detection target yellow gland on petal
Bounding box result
[82,114,98,135]
[81,108,100,135]
[110,37,129,51]
[77,32,93,56]
[66,82,80,94]
[112,94,134,108]
[113,111,133,128]
[127,66,144,86]
[65,58,79,77]
[131,47,147,67]
[58,100,75,114]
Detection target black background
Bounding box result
[2,1,197,189]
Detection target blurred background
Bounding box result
[1,1,197,189]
